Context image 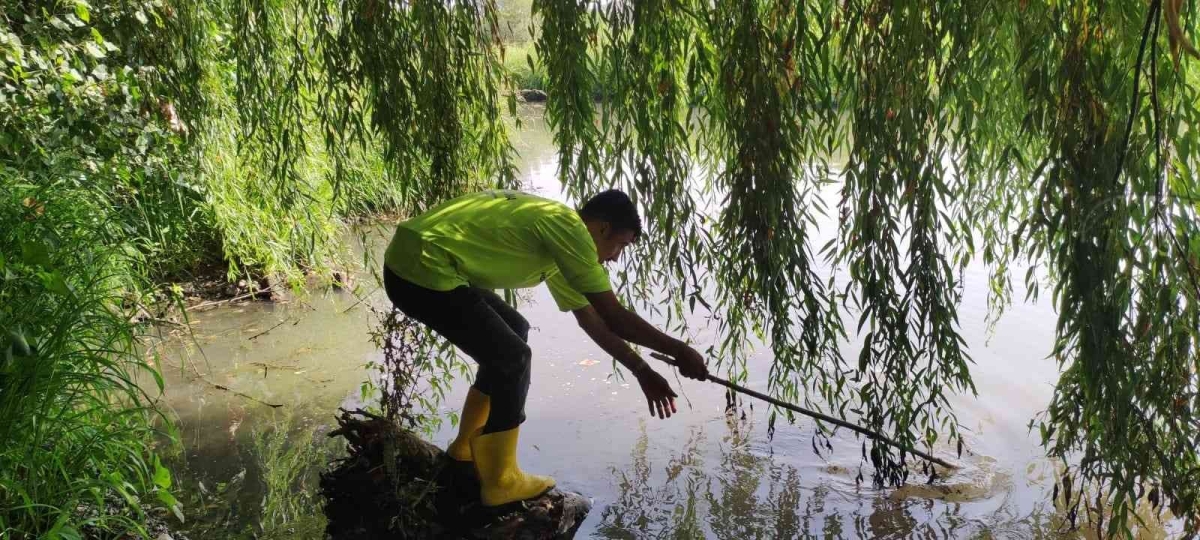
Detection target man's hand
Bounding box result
[635,367,678,419]
[672,344,709,381]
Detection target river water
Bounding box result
[154,107,1174,539]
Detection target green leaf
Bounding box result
[857,335,872,371]
[74,1,90,23]
[156,487,176,507]
[83,41,105,59]
[1,346,13,374]
[153,456,172,489]
[44,272,70,296]
[150,361,165,391]
[157,489,185,523]
[49,16,71,31]
[6,328,31,357]
[62,67,83,84]
[20,241,50,268]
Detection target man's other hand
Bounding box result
[636,368,678,419]
[674,345,709,381]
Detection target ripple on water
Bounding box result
[887,455,1008,503]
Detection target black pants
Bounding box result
[383,267,531,433]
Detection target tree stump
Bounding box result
[320,409,591,539]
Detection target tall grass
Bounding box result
[503,41,619,101]
[505,43,548,91]
[0,180,179,538]
[0,4,193,535]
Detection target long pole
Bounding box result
[649,352,956,469]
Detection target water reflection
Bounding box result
[597,415,814,539]
[161,406,339,539]
[595,414,1086,540]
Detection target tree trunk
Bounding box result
[320,409,591,540]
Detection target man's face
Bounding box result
[591,223,637,264]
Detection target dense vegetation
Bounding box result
[2,0,1199,538]
[0,1,404,537]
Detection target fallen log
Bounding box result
[320,409,591,539]
[518,89,548,102]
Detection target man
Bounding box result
[382,188,708,507]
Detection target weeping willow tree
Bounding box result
[193,0,1199,534]
[4,0,1200,536]
[202,0,1200,534]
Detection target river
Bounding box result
[152,106,1174,539]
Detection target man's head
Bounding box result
[580,189,641,264]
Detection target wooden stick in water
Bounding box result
[649,352,956,469]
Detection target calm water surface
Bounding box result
[154,107,1174,539]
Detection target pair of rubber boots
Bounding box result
[446,387,555,506]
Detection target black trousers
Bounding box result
[383,266,531,433]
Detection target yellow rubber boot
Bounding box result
[446,387,490,462]
[469,427,555,506]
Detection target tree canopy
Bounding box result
[3,0,1199,537]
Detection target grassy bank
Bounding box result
[505,43,547,91]
[503,43,615,100]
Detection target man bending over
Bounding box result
[382,188,708,507]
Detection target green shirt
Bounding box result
[383,190,611,311]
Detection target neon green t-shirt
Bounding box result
[383,190,611,311]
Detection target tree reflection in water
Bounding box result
[594,414,1082,539]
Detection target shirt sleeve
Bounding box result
[545,271,590,311]
[534,211,612,300]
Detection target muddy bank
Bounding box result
[175,265,356,311]
[74,492,193,540]
[136,258,362,336]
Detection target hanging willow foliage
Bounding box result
[71,0,1200,534]
[691,0,849,459]
[832,0,980,487]
[226,0,521,218]
[591,0,700,319]
[1010,0,1200,534]
[312,0,520,211]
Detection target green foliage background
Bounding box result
[0,0,402,537]
[2,0,1199,538]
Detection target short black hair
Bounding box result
[580,189,642,240]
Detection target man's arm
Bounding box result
[584,290,708,379]
[584,290,683,353]
[573,305,678,419]
[572,304,651,374]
